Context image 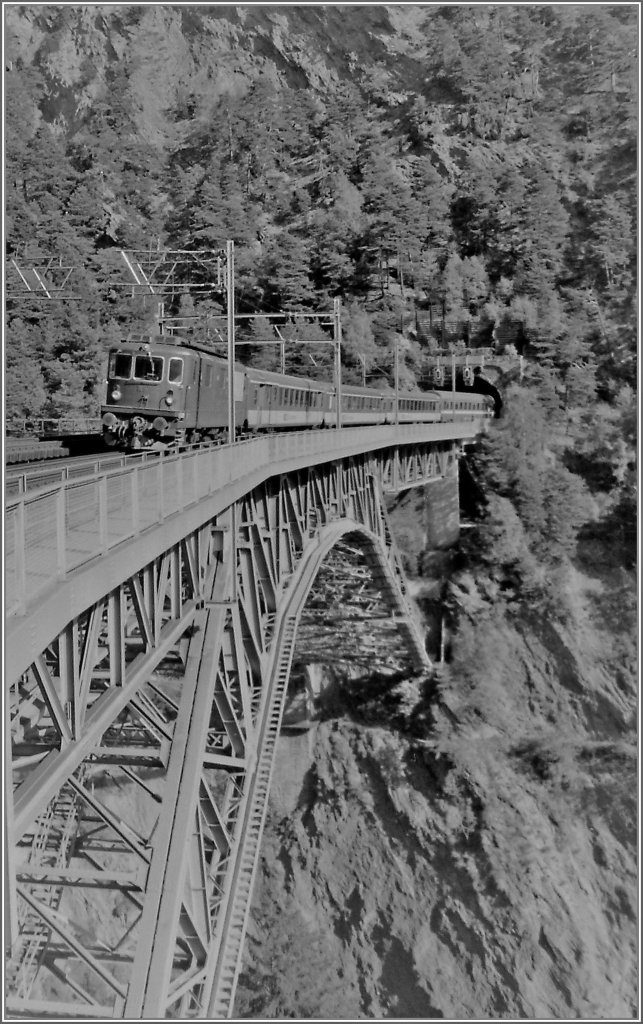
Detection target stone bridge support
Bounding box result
[423,470,460,550]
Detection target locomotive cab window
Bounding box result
[109,353,133,379]
[202,364,213,388]
[168,358,184,384]
[134,355,163,381]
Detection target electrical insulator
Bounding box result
[432,366,445,386]
[463,366,474,386]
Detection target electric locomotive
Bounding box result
[101,337,239,448]
[101,335,493,450]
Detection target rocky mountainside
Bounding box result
[235,550,637,1019]
[5,4,428,145]
[233,386,637,1019]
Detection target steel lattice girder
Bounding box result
[5,450,442,1020]
[381,440,457,492]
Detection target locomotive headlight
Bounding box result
[164,390,174,407]
[110,387,122,401]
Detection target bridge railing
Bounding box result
[5,420,487,619]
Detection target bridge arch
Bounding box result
[274,519,430,682]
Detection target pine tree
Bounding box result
[257,231,315,311]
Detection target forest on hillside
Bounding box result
[4,4,637,553]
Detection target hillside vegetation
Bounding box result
[5,4,637,419]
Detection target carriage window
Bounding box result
[169,358,184,384]
[134,355,163,381]
[109,353,132,379]
[202,364,213,387]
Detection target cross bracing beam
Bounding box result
[7,257,76,299]
[4,425,482,1018]
[118,249,226,297]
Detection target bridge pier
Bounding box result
[424,468,460,550]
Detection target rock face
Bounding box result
[4,4,426,145]
[236,566,637,1020]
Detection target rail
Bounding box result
[5,419,488,619]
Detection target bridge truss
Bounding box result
[4,429,463,1018]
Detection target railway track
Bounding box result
[5,420,104,466]
[5,438,71,465]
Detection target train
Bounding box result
[100,336,494,450]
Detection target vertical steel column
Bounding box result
[394,342,400,426]
[4,694,18,954]
[124,561,233,1018]
[227,240,236,446]
[333,297,342,431]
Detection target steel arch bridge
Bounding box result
[4,421,486,1019]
